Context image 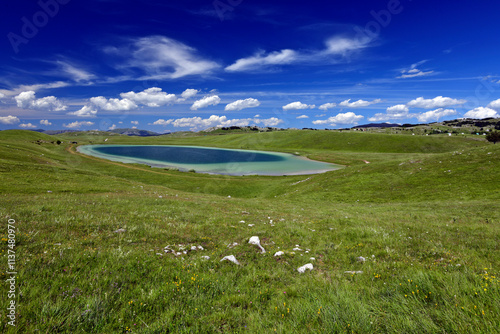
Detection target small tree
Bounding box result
[486,131,500,144]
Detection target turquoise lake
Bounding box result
[78,145,341,176]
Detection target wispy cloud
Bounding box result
[397,60,434,79]
[0,81,69,97]
[53,60,96,83]
[226,49,297,72]
[106,36,220,80]
[225,35,371,72]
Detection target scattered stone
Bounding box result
[227,242,238,248]
[293,247,302,251]
[242,211,250,215]
[357,256,366,263]
[344,271,363,274]
[297,263,313,273]
[248,236,266,253]
[274,251,284,257]
[191,246,198,251]
[239,220,245,223]
[310,257,315,260]
[114,228,126,233]
[221,255,240,265]
[248,224,254,227]
[202,256,210,260]
[197,245,204,250]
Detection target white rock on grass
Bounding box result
[197,245,204,250]
[227,242,238,248]
[344,271,363,274]
[202,256,210,260]
[274,251,284,257]
[297,263,313,273]
[248,236,266,253]
[220,255,240,265]
[191,246,198,251]
[357,256,366,262]
[293,247,302,251]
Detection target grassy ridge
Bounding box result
[0,130,499,333]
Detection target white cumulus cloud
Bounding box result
[131,120,139,125]
[40,120,52,126]
[90,96,137,111]
[0,115,20,124]
[191,95,221,110]
[318,103,336,111]
[282,101,315,111]
[225,98,261,111]
[15,91,67,111]
[416,108,457,123]
[180,88,199,100]
[339,99,381,108]
[313,112,364,125]
[463,107,499,119]
[152,115,282,131]
[68,105,98,117]
[63,121,95,129]
[120,87,176,107]
[297,115,309,119]
[19,123,37,129]
[387,104,409,114]
[407,96,466,109]
[487,98,500,110]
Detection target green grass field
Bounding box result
[0,129,499,333]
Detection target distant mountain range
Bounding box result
[13,117,500,136]
[29,128,162,136]
[351,123,401,129]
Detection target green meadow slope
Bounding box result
[0,130,498,333]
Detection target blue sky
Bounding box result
[1,0,500,132]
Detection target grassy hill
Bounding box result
[0,130,498,333]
